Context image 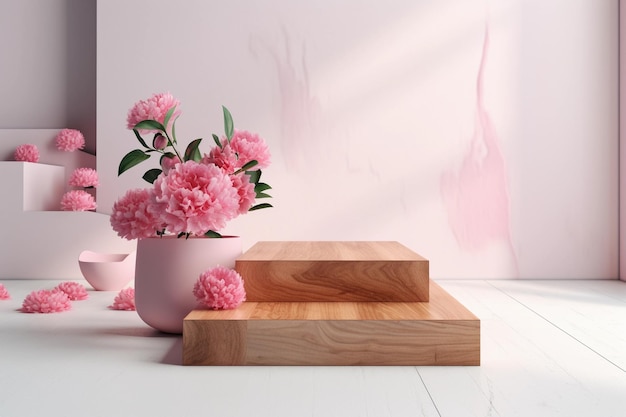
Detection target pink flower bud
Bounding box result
[153,134,168,150]
[160,155,181,174]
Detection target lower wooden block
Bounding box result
[183,280,480,366]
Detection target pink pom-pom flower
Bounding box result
[109,288,136,311]
[55,281,89,301]
[61,190,96,211]
[55,128,85,152]
[14,144,40,163]
[126,92,181,133]
[21,289,71,313]
[110,188,162,240]
[154,161,240,236]
[0,283,10,300]
[230,129,271,169]
[193,265,246,310]
[69,167,99,188]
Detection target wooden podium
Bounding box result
[182,241,480,366]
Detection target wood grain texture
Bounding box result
[182,280,480,366]
[236,241,429,302]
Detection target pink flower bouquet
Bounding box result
[111,93,272,240]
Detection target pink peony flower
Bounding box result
[55,281,89,301]
[0,283,10,300]
[109,288,136,311]
[153,161,240,235]
[61,190,96,211]
[193,266,246,310]
[110,188,162,240]
[230,129,271,169]
[21,289,71,313]
[69,167,99,188]
[14,144,40,163]
[126,92,181,133]
[55,128,85,152]
[202,143,240,173]
[230,173,256,214]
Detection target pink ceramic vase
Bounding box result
[134,235,242,334]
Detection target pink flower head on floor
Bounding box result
[0,283,10,300]
[69,167,99,188]
[109,288,136,311]
[55,128,85,152]
[13,144,40,163]
[55,282,89,301]
[61,190,96,211]
[21,289,71,313]
[193,265,246,310]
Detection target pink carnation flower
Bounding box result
[153,161,240,235]
[61,190,96,211]
[193,266,246,310]
[55,128,85,152]
[55,281,89,301]
[69,167,99,188]
[21,289,71,313]
[14,144,40,163]
[109,288,136,311]
[230,173,256,214]
[110,188,162,240]
[0,283,10,300]
[202,143,240,173]
[126,92,181,133]
[230,129,271,169]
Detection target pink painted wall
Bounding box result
[96,0,618,279]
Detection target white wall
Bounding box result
[97,0,618,279]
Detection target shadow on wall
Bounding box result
[0,0,97,154]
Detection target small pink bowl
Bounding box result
[78,250,136,291]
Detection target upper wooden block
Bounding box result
[235,241,429,302]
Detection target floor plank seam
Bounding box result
[485,281,626,373]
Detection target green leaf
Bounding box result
[233,160,258,175]
[162,106,177,132]
[249,203,273,211]
[212,134,223,149]
[134,120,166,132]
[204,230,223,238]
[184,138,203,162]
[241,160,258,171]
[142,168,162,184]
[246,170,261,184]
[171,119,178,144]
[118,149,150,176]
[254,182,272,193]
[133,129,149,149]
[223,106,234,141]
[255,192,272,199]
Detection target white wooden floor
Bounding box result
[0,279,625,417]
